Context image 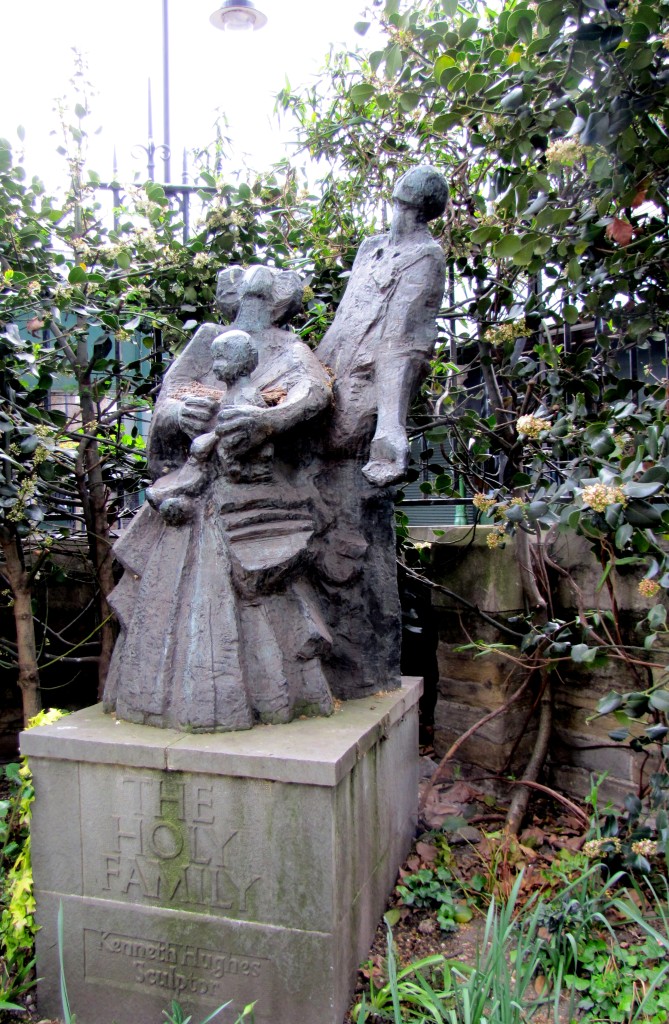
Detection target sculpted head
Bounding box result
[392,166,448,223]
[211,329,258,384]
[215,265,303,327]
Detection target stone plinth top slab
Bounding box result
[21,678,421,787]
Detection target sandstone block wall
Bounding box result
[409,525,660,804]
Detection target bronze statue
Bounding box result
[103,167,448,730]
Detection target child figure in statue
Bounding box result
[146,329,273,525]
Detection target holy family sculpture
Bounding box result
[103,166,448,732]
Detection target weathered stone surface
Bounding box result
[408,522,659,802]
[550,531,649,612]
[436,652,526,705]
[103,167,448,732]
[549,764,638,805]
[429,528,525,613]
[23,680,420,1024]
[434,698,537,774]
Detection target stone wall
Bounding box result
[409,525,659,805]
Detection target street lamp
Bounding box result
[209,1,268,31]
[157,0,267,182]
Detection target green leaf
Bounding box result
[399,91,421,111]
[68,266,87,285]
[145,182,166,202]
[500,86,525,111]
[648,605,667,630]
[510,14,534,43]
[538,0,564,24]
[650,690,669,712]
[470,225,499,244]
[465,74,487,95]
[354,21,370,35]
[116,251,131,270]
[571,644,598,664]
[527,500,549,521]
[625,500,662,527]
[630,47,654,70]
[433,111,462,132]
[385,43,404,78]
[350,83,376,105]
[563,304,579,325]
[512,241,537,266]
[434,55,456,81]
[494,234,522,258]
[625,480,664,499]
[460,16,479,38]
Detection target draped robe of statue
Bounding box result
[103,268,334,731]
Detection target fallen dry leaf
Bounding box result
[416,841,438,863]
[520,826,546,847]
[550,835,584,852]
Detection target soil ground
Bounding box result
[342,755,588,1023]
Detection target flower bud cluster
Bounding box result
[583,837,621,858]
[472,492,496,512]
[581,483,627,512]
[638,578,661,599]
[631,839,658,858]
[517,414,551,438]
[483,318,527,347]
[546,138,585,165]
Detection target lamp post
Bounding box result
[162,0,171,182]
[157,0,267,182]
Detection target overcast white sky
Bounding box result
[2,0,384,187]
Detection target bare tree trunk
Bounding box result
[505,672,552,835]
[78,384,116,698]
[0,528,41,724]
[51,310,118,697]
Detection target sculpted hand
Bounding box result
[177,396,219,439]
[362,429,409,488]
[216,405,270,456]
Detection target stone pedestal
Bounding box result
[21,679,421,1024]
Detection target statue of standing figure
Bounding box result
[103,166,447,731]
[313,165,448,699]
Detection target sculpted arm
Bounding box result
[147,324,222,477]
[216,342,331,455]
[363,251,445,487]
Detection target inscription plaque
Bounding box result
[79,763,330,932]
[89,774,262,915]
[84,928,268,1003]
